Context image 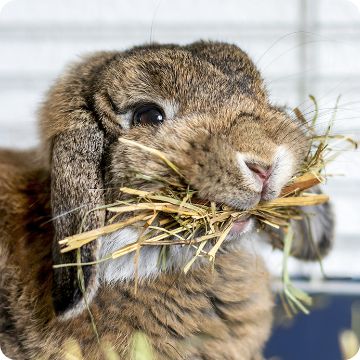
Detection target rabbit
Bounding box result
[0,41,334,360]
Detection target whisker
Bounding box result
[149,0,163,44]
[44,203,93,224]
[260,40,331,73]
[255,30,332,66]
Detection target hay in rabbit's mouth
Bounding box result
[56,97,357,315]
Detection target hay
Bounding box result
[55,97,357,315]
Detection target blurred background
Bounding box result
[0,0,359,359]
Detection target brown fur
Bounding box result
[0,41,333,359]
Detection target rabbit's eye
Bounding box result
[133,104,165,126]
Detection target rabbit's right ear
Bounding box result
[50,121,105,316]
[38,52,121,316]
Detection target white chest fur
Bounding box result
[98,220,258,284]
[98,227,199,284]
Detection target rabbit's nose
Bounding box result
[245,163,271,184]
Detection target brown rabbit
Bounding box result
[0,41,334,360]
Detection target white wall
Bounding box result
[0,0,359,278]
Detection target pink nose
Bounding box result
[246,163,271,183]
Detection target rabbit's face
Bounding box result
[99,50,307,211]
[41,42,309,315]
[95,48,308,281]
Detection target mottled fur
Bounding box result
[0,41,334,359]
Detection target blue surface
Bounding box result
[265,295,359,360]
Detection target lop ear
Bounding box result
[51,122,105,316]
[269,186,334,261]
[289,198,334,261]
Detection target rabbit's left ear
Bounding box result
[268,186,334,261]
[51,122,105,316]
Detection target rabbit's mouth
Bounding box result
[188,196,254,232]
[230,215,252,233]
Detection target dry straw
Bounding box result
[56,97,357,315]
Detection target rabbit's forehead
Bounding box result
[106,53,243,111]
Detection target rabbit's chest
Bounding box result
[66,251,273,359]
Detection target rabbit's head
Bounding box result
[39,42,308,317]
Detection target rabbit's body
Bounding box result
[0,42,333,359]
[0,184,272,359]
